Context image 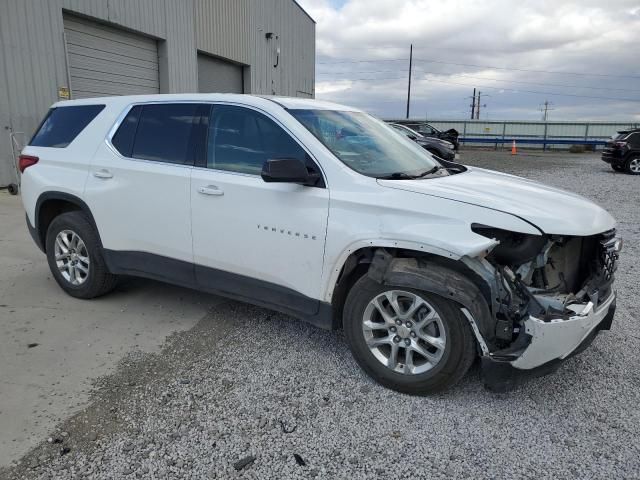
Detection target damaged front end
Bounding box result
[469,225,622,391]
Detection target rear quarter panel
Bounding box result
[20,103,119,227]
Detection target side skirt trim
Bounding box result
[102,249,335,330]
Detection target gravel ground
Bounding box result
[3,150,640,479]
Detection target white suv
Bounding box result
[20,94,621,394]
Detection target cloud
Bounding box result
[298,0,640,120]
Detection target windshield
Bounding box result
[289,109,440,178]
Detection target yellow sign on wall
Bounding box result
[58,87,70,100]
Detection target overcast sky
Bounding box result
[297,0,640,121]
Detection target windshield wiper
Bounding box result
[376,172,417,180]
[377,165,442,180]
[414,165,442,178]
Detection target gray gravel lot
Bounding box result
[3,150,640,479]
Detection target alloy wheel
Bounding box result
[362,290,446,374]
[54,229,90,285]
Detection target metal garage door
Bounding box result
[63,15,159,99]
[197,54,243,93]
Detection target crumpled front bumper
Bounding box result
[482,292,616,391]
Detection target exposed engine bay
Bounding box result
[471,225,621,350]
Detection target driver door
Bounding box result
[190,104,329,314]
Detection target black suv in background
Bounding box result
[395,121,460,151]
[388,123,457,161]
[602,128,640,174]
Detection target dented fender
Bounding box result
[367,250,497,349]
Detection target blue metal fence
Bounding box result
[386,119,639,150]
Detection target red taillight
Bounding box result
[18,155,39,173]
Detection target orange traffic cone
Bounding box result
[511,140,517,155]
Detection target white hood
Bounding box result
[378,166,615,236]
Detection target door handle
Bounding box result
[93,169,113,179]
[198,185,224,196]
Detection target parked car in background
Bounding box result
[602,128,640,174]
[389,123,457,161]
[20,94,620,394]
[395,121,460,150]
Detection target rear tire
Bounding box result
[45,211,118,299]
[343,275,476,394]
[625,156,640,175]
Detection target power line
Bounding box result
[317,56,640,79]
[317,58,406,64]
[421,72,640,93]
[316,75,640,101]
[318,68,640,93]
[413,57,640,79]
[421,78,640,102]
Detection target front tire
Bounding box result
[625,156,640,175]
[45,211,118,299]
[343,276,476,394]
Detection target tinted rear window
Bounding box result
[111,106,142,157]
[30,105,105,148]
[111,104,204,165]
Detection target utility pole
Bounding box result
[470,88,476,120]
[406,44,412,119]
[540,100,555,121]
[476,91,489,119]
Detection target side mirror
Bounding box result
[261,158,310,184]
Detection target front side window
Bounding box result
[290,110,440,178]
[30,105,105,148]
[112,103,205,165]
[207,105,307,175]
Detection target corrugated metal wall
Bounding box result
[0,0,315,187]
[0,0,69,186]
[248,0,315,97]
[196,0,251,65]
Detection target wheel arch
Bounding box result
[35,192,102,253]
[328,244,495,348]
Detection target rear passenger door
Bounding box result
[190,104,329,313]
[85,103,208,277]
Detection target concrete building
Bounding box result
[0,0,316,187]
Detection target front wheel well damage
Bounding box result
[331,247,495,348]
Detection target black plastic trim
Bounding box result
[369,252,497,349]
[26,214,43,252]
[103,249,334,330]
[33,192,103,253]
